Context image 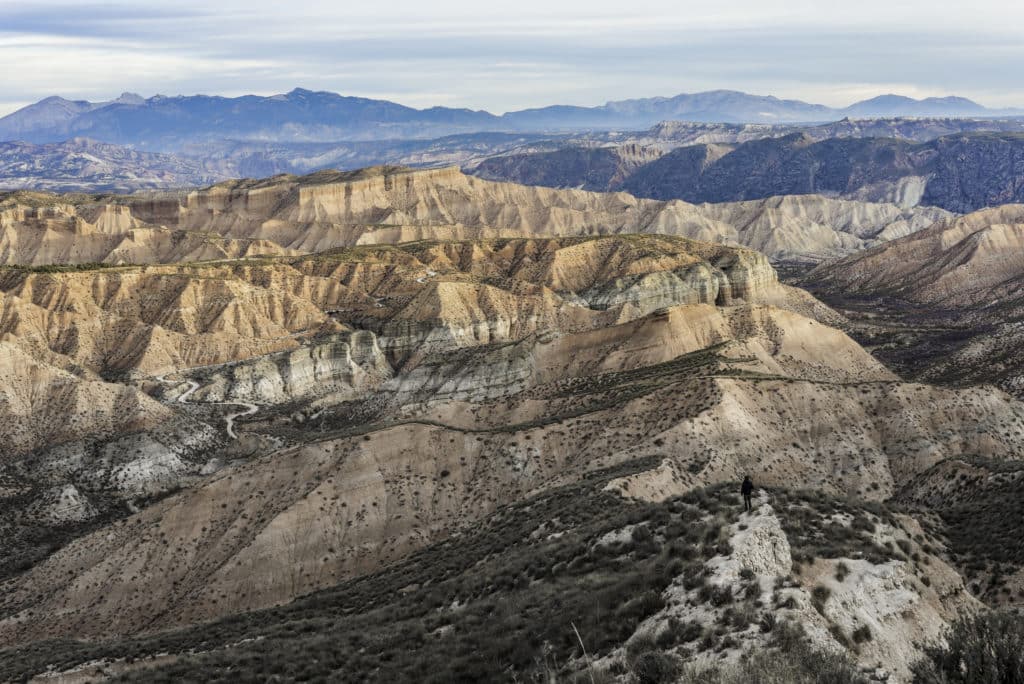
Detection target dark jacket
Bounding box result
[741,479,754,496]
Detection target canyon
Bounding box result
[1,166,1022,682]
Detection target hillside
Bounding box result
[0,478,988,682]
[6,118,1024,195]
[477,132,1024,213]
[801,205,1024,398]
[0,138,221,192]
[2,168,1024,683]
[470,144,664,192]
[0,165,951,265]
[2,235,1023,659]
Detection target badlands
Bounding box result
[1,166,1023,682]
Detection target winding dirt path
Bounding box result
[156,373,258,440]
[223,402,259,439]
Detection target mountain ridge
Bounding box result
[476,131,1024,213]
[2,87,1020,151]
[3,164,1024,681]
[0,164,951,264]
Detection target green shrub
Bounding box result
[911,611,1024,683]
[851,624,872,645]
[631,651,679,684]
[679,618,866,683]
[811,585,831,614]
[709,585,734,607]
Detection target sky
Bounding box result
[1,0,1023,117]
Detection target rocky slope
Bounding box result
[0,232,804,597]
[2,168,1023,682]
[7,117,1024,195]
[0,480,967,682]
[1,165,953,264]
[0,139,221,193]
[802,205,1024,399]
[477,132,1024,213]
[687,195,949,262]
[805,205,1024,307]
[0,342,175,457]
[3,238,1024,651]
[472,144,664,192]
[0,265,340,376]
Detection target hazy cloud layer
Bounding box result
[2,0,1022,115]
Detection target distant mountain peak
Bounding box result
[37,95,79,105]
[114,92,146,105]
[844,94,987,116]
[0,88,1018,151]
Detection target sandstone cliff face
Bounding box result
[1,166,952,264]
[0,200,297,266]
[803,205,1024,398]
[0,235,784,376]
[190,331,391,404]
[0,268,342,375]
[806,204,1024,307]
[143,167,955,262]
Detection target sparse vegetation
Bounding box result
[0,470,742,683]
[679,620,867,683]
[774,489,900,566]
[3,173,1024,684]
[3,261,110,273]
[911,611,1024,683]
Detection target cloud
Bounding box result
[1,0,1022,116]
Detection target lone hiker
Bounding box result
[741,475,754,512]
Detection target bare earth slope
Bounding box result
[1,169,1023,682]
[1,166,951,264]
[2,236,1024,656]
[803,204,1024,397]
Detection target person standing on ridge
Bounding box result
[741,475,754,512]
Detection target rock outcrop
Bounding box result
[803,204,1024,398]
[1,166,953,264]
[190,331,392,404]
[606,496,980,682]
[0,198,297,266]
[2,167,1021,683]
[479,131,1024,213]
